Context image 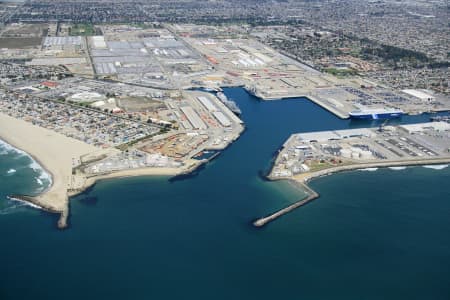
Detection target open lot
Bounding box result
[0,37,42,48]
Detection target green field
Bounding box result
[69,24,95,36]
[324,67,358,77]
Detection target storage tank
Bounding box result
[351,151,360,159]
[340,148,352,158]
[360,150,373,159]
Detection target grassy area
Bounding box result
[324,67,358,77]
[308,161,334,172]
[70,24,95,36]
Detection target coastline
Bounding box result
[0,109,240,228]
[0,112,99,228]
[290,158,450,184]
[253,158,450,227]
[68,165,188,198]
[1,134,188,227]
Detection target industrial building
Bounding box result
[180,106,207,129]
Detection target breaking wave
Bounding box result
[0,139,27,158]
[0,202,26,215]
[359,168,378,172]
[0,139,14,155]
[6,196,42,209]
[0,196,41,215]
[0,139,52,190]
[423,164,448,170]
[29,160,52,185]
[388,166,407,171]
[6,168,16,175]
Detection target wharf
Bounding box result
[245,87,350,119]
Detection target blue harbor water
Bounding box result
[1,87,450,299]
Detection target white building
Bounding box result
[402,89,435,102]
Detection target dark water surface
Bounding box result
[1,88,449,299]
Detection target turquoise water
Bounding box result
[1,88,449,299]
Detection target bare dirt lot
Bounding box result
[0,37,42,48]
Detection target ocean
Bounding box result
[0,87,449,299]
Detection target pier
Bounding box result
[253,182,319,227]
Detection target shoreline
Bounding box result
[0,129,195,227]
[0,112,99,228]
[0,108,245,228]
[70,166,187,197]
[0,132,190,228]
[0,135,54,195]
[253,158,450,227]
[291,158,450,185]
[1,137,72,227]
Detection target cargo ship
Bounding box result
[349,108,404,120]
[216,92,242,115]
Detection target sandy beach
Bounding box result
[0,112,198,228]
[73,166,182,196]
[69,158,203,196]
[0,112,99,226]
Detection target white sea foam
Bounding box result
[29,160,43,172]
[0,204,24,215]
[423,164,448,170]
[0,139,53,186]
[38,169,52,184]
[6,168,16,174]
[388,166,407,171]
[29,160,52,183]
[0,139,27,158]
[0,196,29,215]
[0,139,13,155]
[360,168,378,172]
[6,196,43,209]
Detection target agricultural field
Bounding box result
[69,24,100,36]
[0,23,46,48]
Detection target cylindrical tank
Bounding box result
[340,148,352,158]
[360,150,373,159]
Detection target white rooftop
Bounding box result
[297,128,374,142]
[402,89,435,100]
[400,122,450,132]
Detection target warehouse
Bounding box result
[213,111,231,127]
[180,106,207,130]
[197,96,216,112]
